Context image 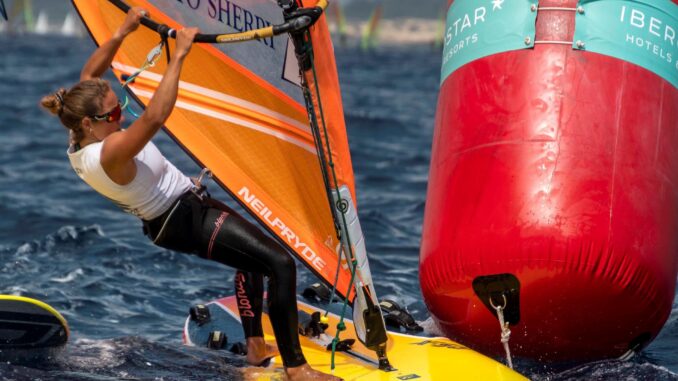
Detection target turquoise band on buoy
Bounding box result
[440,0,538,85]
[573,0,678,89]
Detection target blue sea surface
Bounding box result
[0,35,676,380]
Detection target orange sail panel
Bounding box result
[72,0,357,299]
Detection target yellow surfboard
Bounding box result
[183,296,527,380]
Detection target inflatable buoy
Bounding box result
[421,0,678,361]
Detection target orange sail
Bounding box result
[74,0,362,291]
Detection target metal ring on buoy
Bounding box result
[489,294,507,311]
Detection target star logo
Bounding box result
[492,0,505,11]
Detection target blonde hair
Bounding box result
[40,79,111,145]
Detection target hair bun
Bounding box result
[40,88,67,116]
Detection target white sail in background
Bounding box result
[61,12,82,37]
[34,10,48,34]
[1,2,85,37]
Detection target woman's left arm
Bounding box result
[80,7,146,81]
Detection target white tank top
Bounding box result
[67,141,192,220]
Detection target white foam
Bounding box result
[50,268,84,283]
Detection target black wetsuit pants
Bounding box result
[143,191,306,368]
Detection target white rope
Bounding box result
[490,294,514,369]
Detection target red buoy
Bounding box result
[421,0,678,361]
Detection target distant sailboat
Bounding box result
[34,10,49,34]
[331,0,348,47]
[61,12,83,37]
[433,7,446,50]
[360,3,382,51]
[8,0,34,34]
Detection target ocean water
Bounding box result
[0,34,676,380]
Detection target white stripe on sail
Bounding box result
[112,62,311,134]
[130,88,317,154]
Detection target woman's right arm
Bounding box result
[100,28,199,169]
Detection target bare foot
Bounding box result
[285,364,343,381]
[246,337,279,366]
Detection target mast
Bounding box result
[279,0,392,370]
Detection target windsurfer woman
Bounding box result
[40,7,340,381]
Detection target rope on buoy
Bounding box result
[490,294,514,369]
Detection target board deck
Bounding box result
[183,296,527,380]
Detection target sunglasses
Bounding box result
[91,98,128,123]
